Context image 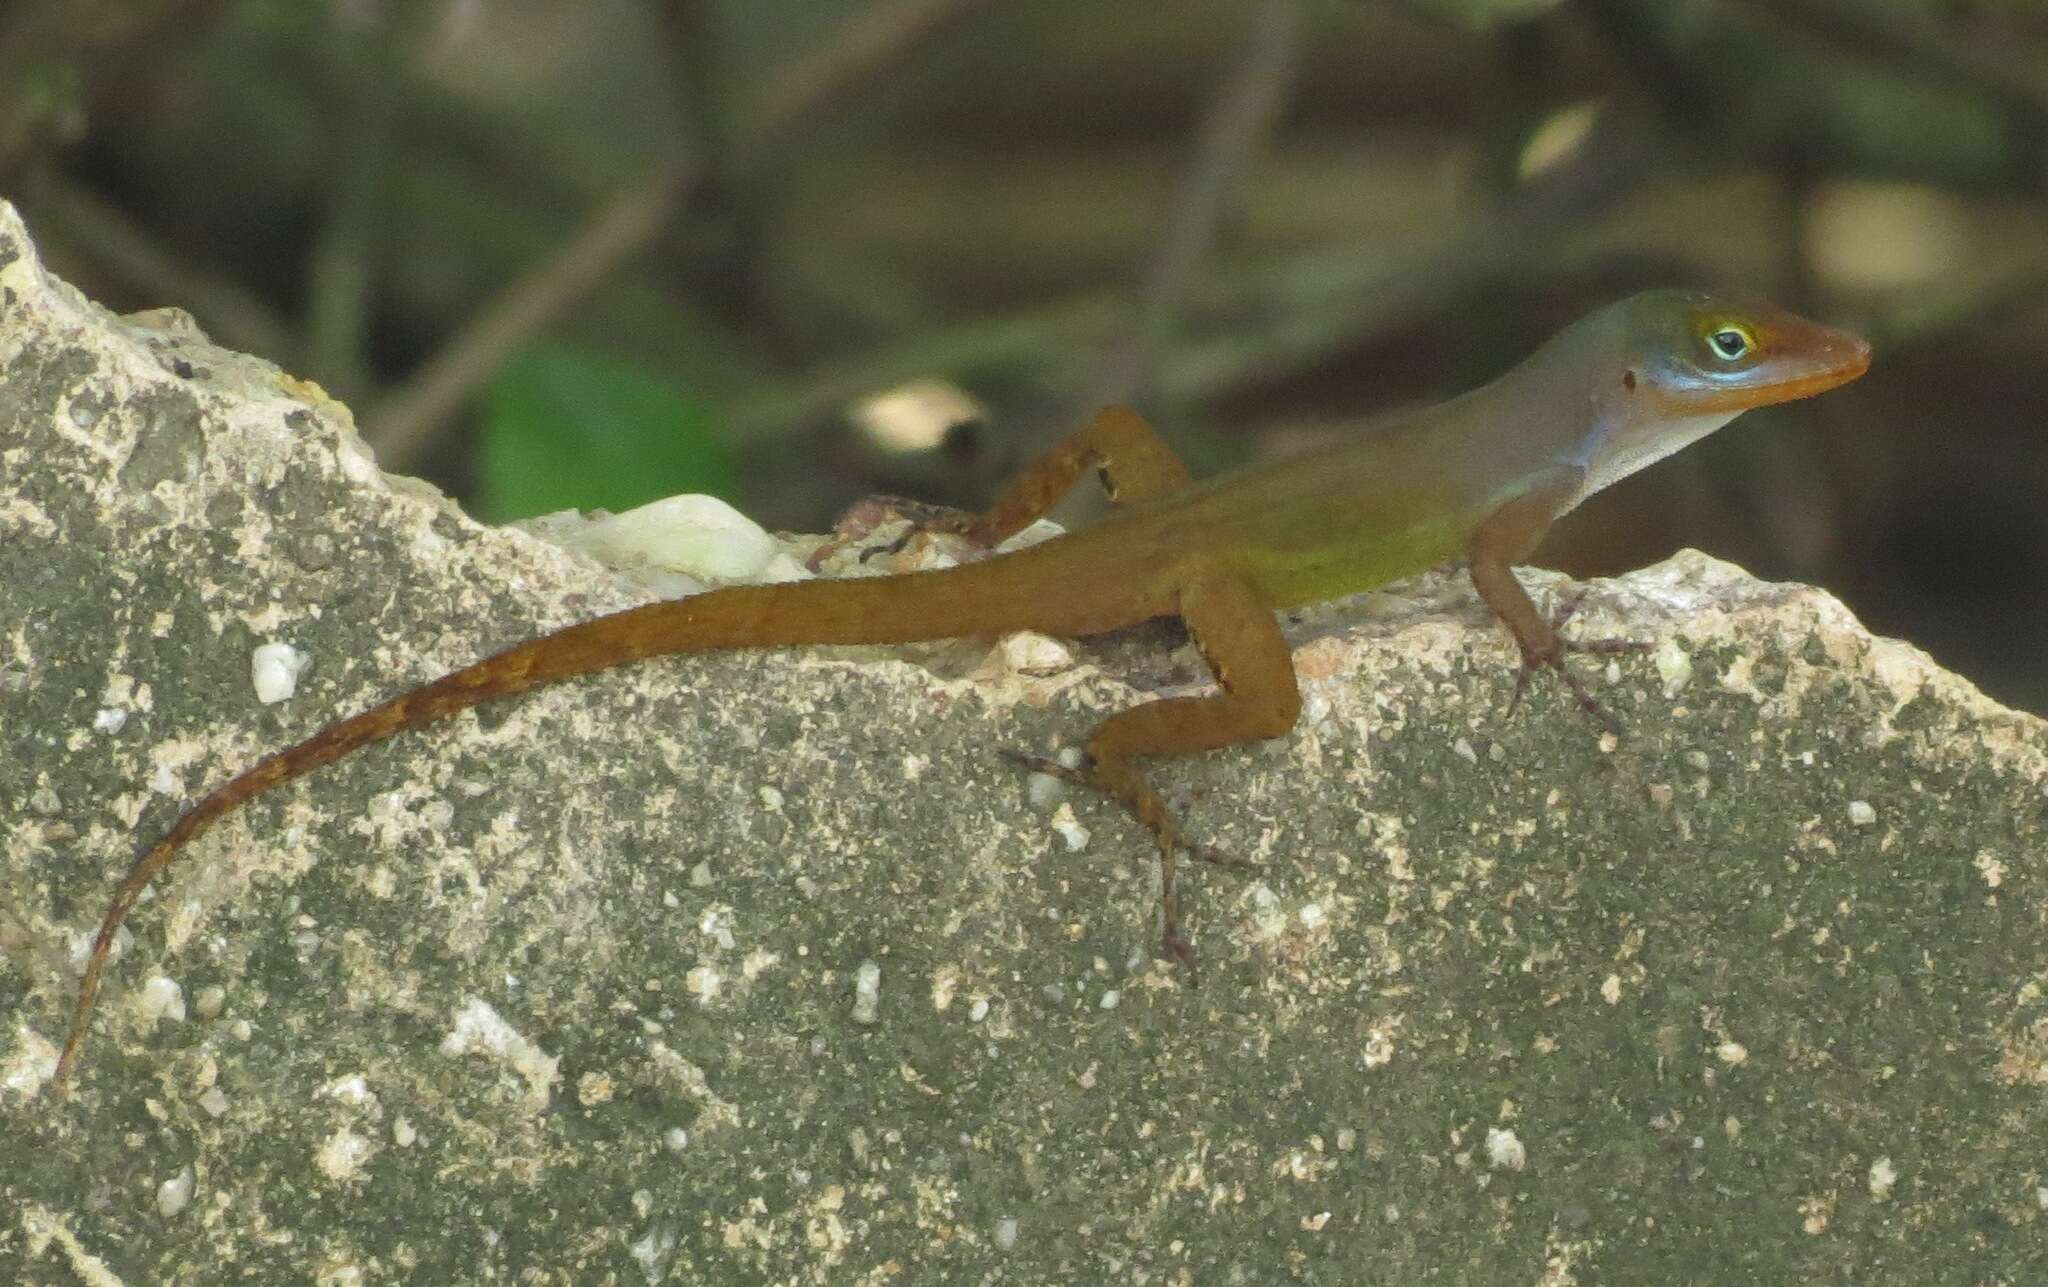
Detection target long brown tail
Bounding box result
[53,557,1120,1091]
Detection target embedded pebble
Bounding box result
[1655,638,1694,697]
[851,960,882,1025]
[156,1165,195,1218]
[251,642,309,704]
[139,975,186,1024]
[1050,805,1090,852]
[1024,770,1065,810]
[1485,1127,1526,1171]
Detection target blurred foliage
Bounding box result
[479,344,733,522]
[3,0,2048,709]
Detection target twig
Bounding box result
[305,23,400,404]
[742,0,999,155]
[1721,0,2048,125]
[1083,0,1307,410]
[1162,102,1660,400]
[363,160,691,473]
[727,100,1660,440]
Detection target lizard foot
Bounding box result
[1506,589,1652,731]
[997,750,1248,869]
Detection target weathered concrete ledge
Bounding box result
[2,201,2044,1282]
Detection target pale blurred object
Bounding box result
[1804,182,1972,293]
[1517,100,1602,182]
[851,379,987,454]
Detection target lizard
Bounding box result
[50,288,1870,1090]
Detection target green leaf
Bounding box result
[480,343,736,521]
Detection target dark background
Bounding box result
[4,0,2044,710]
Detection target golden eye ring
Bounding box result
[1706,324,1755,362]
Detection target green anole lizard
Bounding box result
[50,289,1870,1091]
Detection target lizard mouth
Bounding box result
[1682,322,1871,414]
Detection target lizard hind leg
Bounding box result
[960,407,1297,965]
[1048,574,1300,972]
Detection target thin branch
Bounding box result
[363,160,691,473]
[1083,0,1307,411]
[728,100,1660,440]
[741,0,999,155]
[1721,0,2048,126]
[304,23,400,404]
[1163,102,1661,402]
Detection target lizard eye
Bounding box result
[1706,325,1754,362]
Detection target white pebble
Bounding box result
[851,960,882,1025]
[1847,800,1876,828]
[156,1165,195,1218]
[1868,1156,1898,1200]
[1050,805,1090,852]
[1484,1127,1526,1171]
[1654,638,1693,697]
[1024,770,1065,810]
[251,643,309,704]
[139,975,186,1024]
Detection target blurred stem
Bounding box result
[740,0,998,158]
[1081,0,1306,413]
[651,0,727,200]
[730,99,1659,440]
[1720,0,2048,125]
[363,0,709,472]
[365,160,692,472]
[705,0,999,355]
[305,11,402,403]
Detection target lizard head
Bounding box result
[1575,290,1870,498]
[1623,289,1871,416]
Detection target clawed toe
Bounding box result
[1502,589,1648,732]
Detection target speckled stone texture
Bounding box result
[2,200,2044,1283]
